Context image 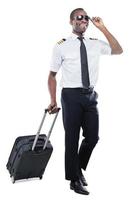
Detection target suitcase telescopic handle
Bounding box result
[32,108,60,151]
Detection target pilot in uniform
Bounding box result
[48,7,122,195]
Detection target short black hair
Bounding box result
[70,8,85,20]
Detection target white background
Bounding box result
[0,0,134,199]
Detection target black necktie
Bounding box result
[78,37,90,88]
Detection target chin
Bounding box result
[81,30,86,34]
[74,29,86,35]
[80,27,87,33]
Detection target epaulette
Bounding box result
[57,38,66,45]
[89,37,98,40]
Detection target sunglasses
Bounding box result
[73,15,91,22]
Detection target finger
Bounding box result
[95,17,99,22]
[48,102,57,111]
[50,109,58,114]
[49,106,58,114]
[92,17,95,21]
[47,105,53,113]
[97,17,101,22]
[92,17,98,22]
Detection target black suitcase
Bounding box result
[6,108,60,183]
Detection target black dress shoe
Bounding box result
[70,180,89,195]
[80,173,88,186]
[79,168,88,186]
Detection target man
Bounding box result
[47,8,123,195]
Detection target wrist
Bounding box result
[99,25,107,32]
[51,99,57,105]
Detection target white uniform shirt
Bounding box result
[50,33,111,88]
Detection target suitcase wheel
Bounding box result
[39,176,42,180]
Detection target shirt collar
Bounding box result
[70,33,88,41]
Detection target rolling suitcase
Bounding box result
[6,108,60,183]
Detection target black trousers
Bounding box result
[61,88,99,181]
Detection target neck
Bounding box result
[72,30,84,37]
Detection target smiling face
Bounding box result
[70,9,89,36]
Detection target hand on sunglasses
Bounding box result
[91,17,105,28]
[73,15,105,30]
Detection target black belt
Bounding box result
[63,87,94,94]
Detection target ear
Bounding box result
[70,19,73,25]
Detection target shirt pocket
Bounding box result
[62,50,80,62]
[86,46,100,56]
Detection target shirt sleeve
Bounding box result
[50,44,62,72]
[98,40,112,55]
